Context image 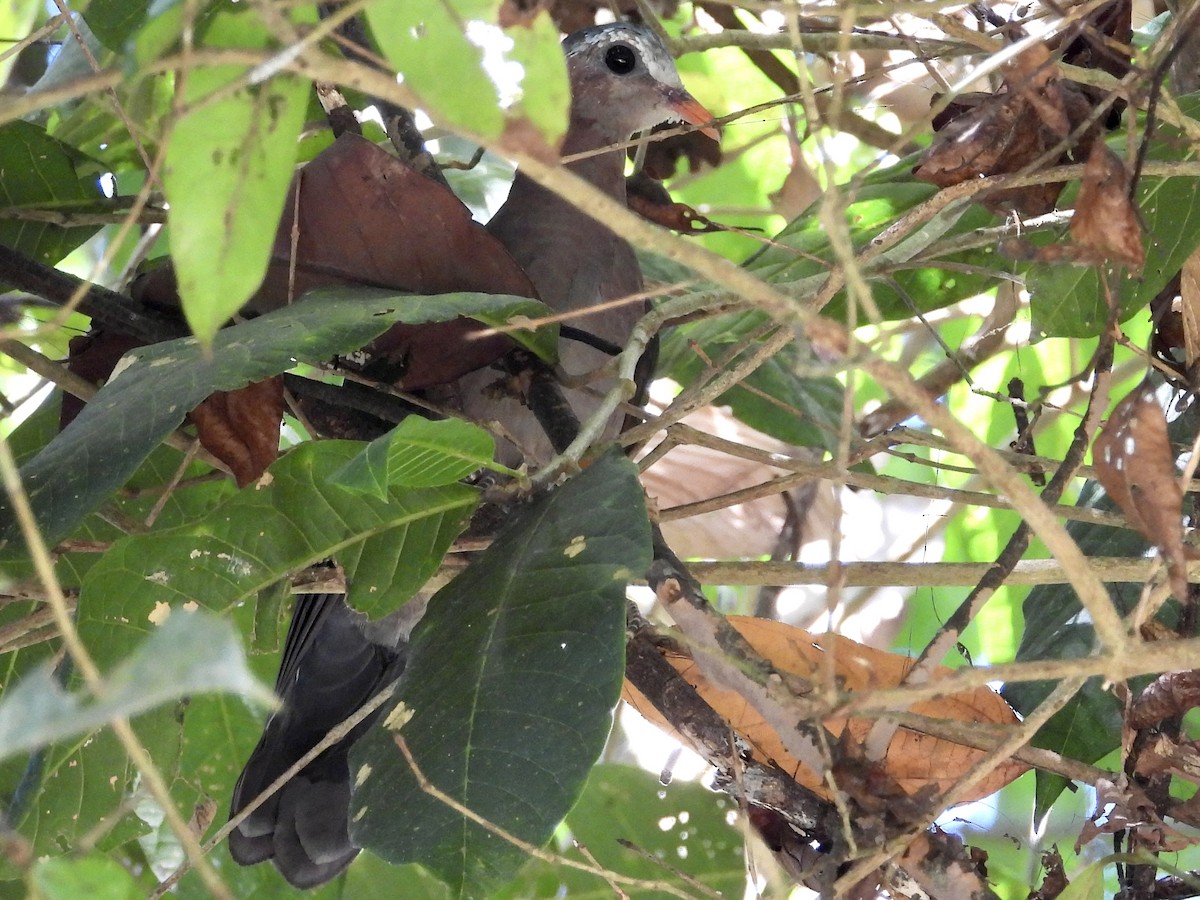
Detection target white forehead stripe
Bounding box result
[565,24,686,89]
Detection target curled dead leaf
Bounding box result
[623,616,1027,803]
[626,172,729,234]
[1092,380,1189,599]
[915,44,1103,217]
[1069,142,1143,270]
[189,377,284,487]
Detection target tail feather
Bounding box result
[228,593,407,888]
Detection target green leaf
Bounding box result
[1028,103,1200,337]
[2,288,531,548]
[162,8,309,344]
[29,855,140,900]
[0,121,104,267]
[79,441,477,653]
[497,764,745,899]
[661,312,844,450]
[1027,168,1200,337]
[366,1,505,139]
[507,14,570,145]
[83,0,153,50]
[351,452,652,897]
[1057,859,1107,900]
[0,610,271,760]
[332,417,507,499]
[749,176,998,321]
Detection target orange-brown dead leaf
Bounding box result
[623,616,1027,803]
[1069,142,1144,270]
[1093,380,1188,599]
[625,175,728,234]
[189,377,284,487]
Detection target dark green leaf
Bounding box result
[1027,170,1200,337]
[0,121,104,267]
[1028,103,1200,337]
[83,0,152,50]
[79,441,477,654]
[2,288,530,547]
[661,312,844,450]
[351,453,652,897]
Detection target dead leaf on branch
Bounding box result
[1092,380,1190,599]
[626,171,731,234]
[623,616,1027,804]
[915,43,1104,217]
[1078,776,1194,853]
[1068,142,1144,269]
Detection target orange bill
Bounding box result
[664,88,719,140]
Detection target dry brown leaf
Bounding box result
[134,133,537,391]
[623,616,1027,803]
[915,44,1103,217]
[1180,252,1200,369]
[1069,142,1144,270]
[625,173,727,234]
[189,377,284,487]
[1078,776,1194,853]
[1093,380,1189,599]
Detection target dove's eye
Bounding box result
[605,44,636,75]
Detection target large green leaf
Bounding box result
[79,440,478,662]
[82,0,153,50]
[0,610,271,761]
[1027,173,1200,337]
[0,121,105,267]
[29,855,140,900]
[162,8,309,344]
[366,1,505,139]
[332,417,509,500]
[660,311,845,451]
[1,288,536,548]
[351,452,651,897]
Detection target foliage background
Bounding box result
[1,0,1199,898]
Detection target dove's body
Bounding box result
[228,23,714,888]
